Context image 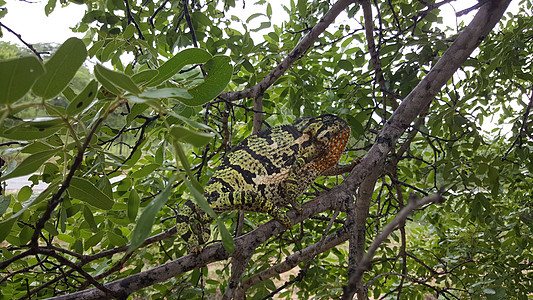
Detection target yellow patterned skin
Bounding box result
[176,114,351,253]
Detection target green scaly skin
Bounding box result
[176,114,351,253]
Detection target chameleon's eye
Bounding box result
[316,127,331,141]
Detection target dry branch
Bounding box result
[342,193,445,298]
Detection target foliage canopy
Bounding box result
[0,0,531,299]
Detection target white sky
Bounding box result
[1,0,85,45]
[0,0,506,47]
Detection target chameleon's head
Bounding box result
[293,114,351,172]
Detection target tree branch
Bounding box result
[46,184,349,300]
[218,0,356,102]
[358,0,398,111]
[0,22,43,60]
[338,0,512,200]
[342,193,445,298]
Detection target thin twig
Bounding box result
[342,193,445,298]
[0,22,43,60]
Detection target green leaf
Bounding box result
[0,181,59,243]
[488,166,499,185]
[146,48,213,87]
[17,186,32,202]
[131,163,159,178]
[169,125,215,148]
[0,118,63,140]
[84,231,104,250]
[123,23,136,39]
[246,13,264,23]
[68,176,114,210]
[94,64,141,95]
[217,218,235,253]
[66,80,98,116]
[132,69,159,85]
[0,149,59,181]
[44,0,56,16]
[167,111,216,132]
[88,40,105,58]
[127,190,140,223]
[0,56,45,104]
[107,231,127,246]
[0,195,11,217]
[128,178,174,253]
[183,178,216,219]
[32,37,87,99]
[0,217,17,244]
[183,56,233,106]
[337,59,353,71]
[267,3,272,18]
[83,205,98,231]
[57,233,76,244]
[139,87,192,100]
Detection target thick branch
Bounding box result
[338,0,512,197]
[346,169,381,300]
[218,0,356,101]
[242,224,349,291]
[46,189,346,300]
[342,193,445,298]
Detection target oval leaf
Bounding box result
[128,180,173,253]
[0,149,59,181]
[169,125,215,148]
[33,37,87,99]
[68,176,114,210]
[0,56,45,104]
[217,218,235,253]
[146,48,212,87]
[94,64,141,95]
[132,69,159,85]
[66,80,98,116]
[131,163,159,178]
[0,118,63,140]
[139,87,192,100]
[182,56,233,106]
[127,190,140,223]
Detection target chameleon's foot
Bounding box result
[277,214,293,228]
[187,245,203,254]
[290,200,302,212]
[286,192,302,212]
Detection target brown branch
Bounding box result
[29,116,106,250]
[45,184,348,299]
[40,250,123,299]
[124,0,145,39]
[182,0,198,48]
[321,158,361,176]
[37,0,511,297]
[149,0,170,28]
[218,0,357,102]
[339,0,511,201]
[0,22,43,60]
[359,0,398,111]
[342,193,445,299]
[242,212,346,294]
[223,92,267,297]
[346,169,381,300]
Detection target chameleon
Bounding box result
[176,114,351,253]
